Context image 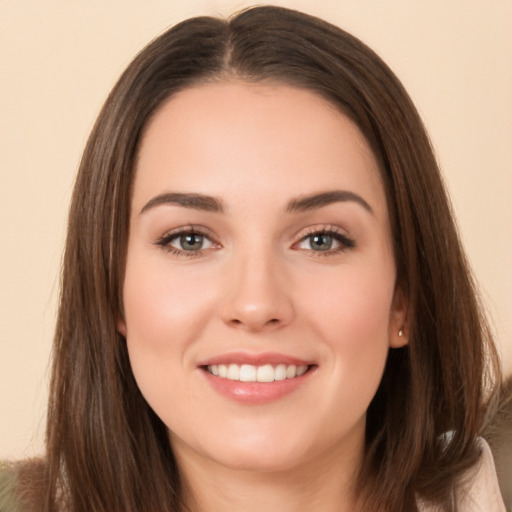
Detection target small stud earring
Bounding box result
[398,328,405,337]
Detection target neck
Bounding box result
[174,436,364,512]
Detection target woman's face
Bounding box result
[119,81,407,474]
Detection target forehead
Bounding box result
[133,80,386,218]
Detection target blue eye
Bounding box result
[173,233,208,251]
[308,233,334,251]
[156,228,216,256]
[297,229,355,254]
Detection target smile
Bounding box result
[207,363,309,382]
[199,353,316,403]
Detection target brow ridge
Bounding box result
[140,189,372,216]
[140,192,224,214]
[286,190,373,214]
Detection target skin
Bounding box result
[118,81,408,512]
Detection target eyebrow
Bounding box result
[140,192,224,215]
[286,190,373,215]
[139,189,373,216]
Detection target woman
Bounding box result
[0,5,506,512]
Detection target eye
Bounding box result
[295,227,355,254]
[156,227,218,257]
[300,233,335,252]
[171,232,212,252]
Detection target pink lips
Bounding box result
[198,352,316,404]
[198,351,313,367]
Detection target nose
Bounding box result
[220,250,295,332]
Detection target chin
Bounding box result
[209,444,309,473]
[170,425,314,474]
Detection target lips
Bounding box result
[198,352,316,404]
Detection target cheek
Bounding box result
[305,263,395,343]
[301,262,395,392]
[121,256,218,410]
[122,258,216,350]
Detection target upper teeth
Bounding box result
[207,364,308,382]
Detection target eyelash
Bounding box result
[294,225,356,256]
[155,225,356,258]
[155,225,219,259]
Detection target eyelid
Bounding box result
[155,225,221,257]
[292,224,349,241]
[291,224,356,254]
[154,223,355,258]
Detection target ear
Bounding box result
[388,285,409,348]
[117,317,127,338]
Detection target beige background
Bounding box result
[1,0,511,459]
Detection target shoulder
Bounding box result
[453,438,507,512]
[0,462,22,512]
[417,438,507,512]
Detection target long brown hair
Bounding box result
[26,6,501,512]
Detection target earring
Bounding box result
[398,328,405,337]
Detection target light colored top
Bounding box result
[418,438,507,512]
